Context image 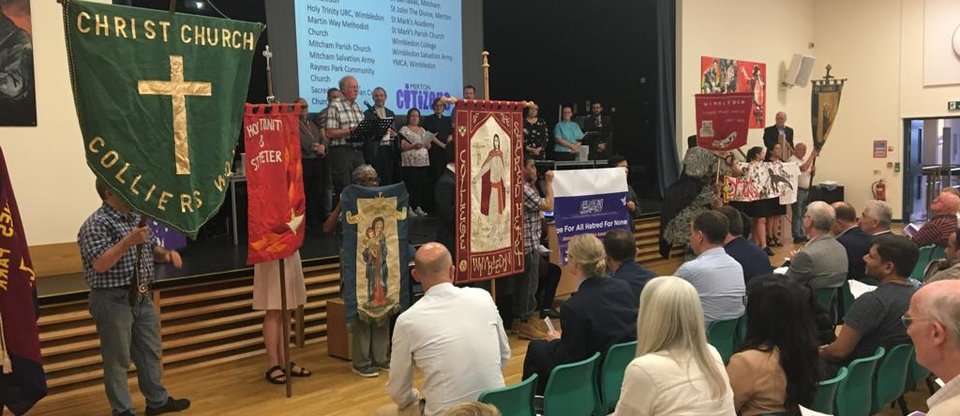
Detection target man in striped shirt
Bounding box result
[325,75,366,204]
[913,190,960,247]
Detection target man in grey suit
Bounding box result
[785,201,849,289]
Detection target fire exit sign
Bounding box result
[950,101,960,111]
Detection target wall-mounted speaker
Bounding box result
[783,54,816,87]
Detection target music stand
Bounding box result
[348,117,395,144]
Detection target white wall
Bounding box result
[0,0,108,245]
[677,0,816,158]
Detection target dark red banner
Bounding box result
[0,146,47,415]
[453,100,525,284]
[695,92,753,151]
[243,104,306,264]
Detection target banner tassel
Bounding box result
[0,310,12,374]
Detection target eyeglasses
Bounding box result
[901,313,932,329]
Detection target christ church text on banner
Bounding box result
[453,100,525,284]
[63,0,264,235]
[339,183,410,324]
[553,168,631,264]
[243,104,306,265]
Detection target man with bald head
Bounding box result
[906,280,960,414]
[785,201,848,289]
[379,243,510,416]
[913,190,960,247]
[832,202,871,282]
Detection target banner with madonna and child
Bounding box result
[453,100,525,284]
[339,183,410,324]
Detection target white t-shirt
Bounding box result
[788,155,812,189]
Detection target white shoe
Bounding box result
[407,208,419,217]
[415,207,428,216]
[536,244,551,255]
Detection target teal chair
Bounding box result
[872,345,914,414]
[737,314,748,343]
[906,354,934,393]
[812,367,848,414]
[707,317,741,364]
[542,352,601,416]
[599,341,637,413]
[816,287,838,322]
[478,374,538,416]
[909,245,937,280]
[835,347,885,416]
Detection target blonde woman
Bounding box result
[613,276,736,416]
[522,233,638,394]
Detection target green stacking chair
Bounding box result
[542,352,601,416]
[478,374,538,416]
[737,314,748,343]
[812,367,848,414]
[906,354,934,393]
[599,341,638,413]
[909,245,936,280]
[872,344,914,414]
[816,287,838,321]
[835,347,885,416]
[707,317,741,364]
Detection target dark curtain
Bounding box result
[654,0,680,196]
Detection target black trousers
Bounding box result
[302,157,328,228]
[523,339,564,394]
[537,259,561,311]
[374,145,399,185]
[328,146,365,203]
[402,166,429,210]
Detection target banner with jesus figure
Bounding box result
[63,0,264,235]
[243,103,306,264]
[453,100,525,284]
[339,183,410,324]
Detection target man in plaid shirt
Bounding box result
[325,75,367,205]
[77,179,189,416]
[512,157,554,340]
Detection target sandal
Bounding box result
[264,365,286,384]
[289,362,312,377]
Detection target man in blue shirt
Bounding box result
[603,228,656,299]
[675,211,746,322]
[718,206,772,284]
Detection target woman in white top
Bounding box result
[399,108,434,216]
[613,276,736,416]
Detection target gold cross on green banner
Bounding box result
[138,55,212,175]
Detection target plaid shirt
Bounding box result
[78,204,156,289]
[325,99,364,148]
[523,182,543,254]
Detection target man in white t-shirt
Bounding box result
[787,143,818,243]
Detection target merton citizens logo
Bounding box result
[395,83,452,111]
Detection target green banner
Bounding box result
[63,0,264,235]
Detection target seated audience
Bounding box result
[522,234,638,394]
[603,228,656,298]
[785,201,848,289]
[913,190,960,247]
[832,202,871,282]
[379,243,510,416]
[727,278,821,415]
[820,235,918,365]
[858,199,893,236]
[443,402,501,416]
[718,206,772,285]
[613,276,736,415]
[675,211,746,322]
[926,229,960,283]
[609,155,643,218]
[905,280,960,415]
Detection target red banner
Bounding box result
[453,100,525,284]
[0,146,47,415]
[695,93,753,151]
[243,104,306,265]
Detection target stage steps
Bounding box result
[36,216,677,396]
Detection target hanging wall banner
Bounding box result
[243,104,306,265]
[339,183,410,324]
[0,147,46,415]
[553,168,631,264]
[694,93,753,151]
[453,100,525,284]
[63,0,264,235]
[0,0,36,126]
[811,76,845,151]
[700,56,766,128]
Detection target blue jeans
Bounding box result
[88,288,168,415]
[792,188,810,240]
